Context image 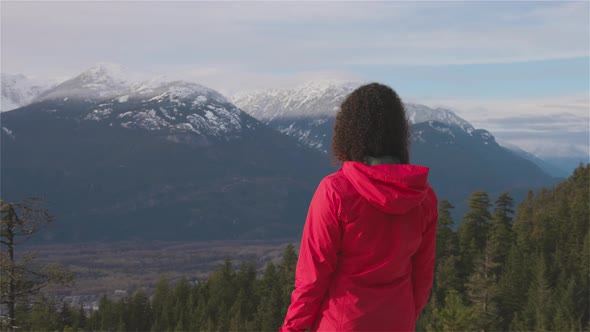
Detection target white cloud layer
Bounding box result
[2,1,588,76]
[415,94,590,159]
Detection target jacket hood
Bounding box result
[342,161,431,215]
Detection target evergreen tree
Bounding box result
[488,192,514,276]
[207,258,236,331]
[127,289,152,331]
[256,262,283,331]
[25,295,60,331]
[0,198,72,332]
[495,245,529,329]
[428,289,477,332]
[552,276,581,331]
[511,254,553,331]
[172,277,191,330]
[278,243,298,317]
[457,191,492,278]
[151,276,171,331]
[96,294,119,331]
[434,200,461,300]
[58,301,73,331]
[465,244,499,331]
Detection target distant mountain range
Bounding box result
[233,82,557,216]
[233,82,476,153]
[2,64,332,242]
[1,65,560,241]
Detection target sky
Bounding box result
[1,1,589,160]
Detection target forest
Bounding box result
[4,164,589,331]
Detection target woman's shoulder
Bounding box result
[317,169,358,201]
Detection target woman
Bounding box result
[280,83,438,332]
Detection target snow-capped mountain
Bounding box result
[28,64,255,140]
[2,64,333,242]
[405,103,474,133]
[1,67,558,242]
[1,73,56,111]
[233,81,479,152]
[35,63,135,102]
[234,80,557,221]
[233,80,360,121]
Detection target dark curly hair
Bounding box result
[332,83,410,164]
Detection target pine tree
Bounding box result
[278,243,298,318]
[127,289,152,331]
[495,245,529,329]
[172,277,191,330]
[434,200,461,301]
[26,295,60,331]
[552,276,581,331]
[151,276,171,331]
[234,260,258,328]
[190,282,209,331]
[487,193,514,278]
[207,258,236,331]
[256,262,283,331]
[0,198,72,332]
[457,191,492,280]
[58,301,73,331]
[511,254,553,331]
[97,294,119,331]
[428,289,477,332]
[465,243,499,331]
[75,304,87,331]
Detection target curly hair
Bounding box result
[332,83,410,164]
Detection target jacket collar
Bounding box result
[363,155,400,166]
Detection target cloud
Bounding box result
[1,1,588,76]
[414,94,590,158]
[481,113,590,133]
[160,66,364,95]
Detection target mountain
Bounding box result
[31,64,255,139]
[233,80,359,152]
[532,144,589,176]
[232,81,476,152]
[1,65,333,242]
[411,121,555,209]
[1,73,56,111]
[234,81,557,215]
[35,63,134,102]
[501,142,570,178]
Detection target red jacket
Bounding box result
[281,161,438,332]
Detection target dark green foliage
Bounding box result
[422,164,589,331]
[427,289,477,332]
[457,191,492,278]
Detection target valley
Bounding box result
[21,240,297,297]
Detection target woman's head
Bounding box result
[332,83,410,164]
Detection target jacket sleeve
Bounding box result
[281,179,342,332]
[412,191,438,320]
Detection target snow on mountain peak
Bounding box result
[136,80,229,105]
[233,80,475,129]
[405,103,474,133]
[34,64,233,108]
[77,63,133,88]
[233,80,483,152]
[35,63,137,102]
[232,80,363,122]
[1,73,57,111]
